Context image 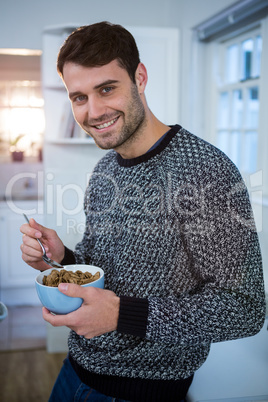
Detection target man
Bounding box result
[20,22,266,402]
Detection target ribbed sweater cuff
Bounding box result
[61,246,76,265]
[117,296,148,338]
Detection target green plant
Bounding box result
[9,134,25,151]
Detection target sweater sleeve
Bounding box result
[61,246,76,265]
[117,296,149,338]
[144,171,266,346]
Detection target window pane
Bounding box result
[216,31,261,176]
[246,87,259,129]
[218,92,229,129]
[0,84,9,106]
[0,109,10,135]
[230,130,241,167]
[9,108,45,136]
[10,85,29,107]
[231,90,243,129]
[0,80,45,158]
[217,130,229,155]
[226,44,239,83]
[243,131,258,173]
[28,86,44,107]
[254,35,262,77]
[241,39,253,80]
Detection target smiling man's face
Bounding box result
[63,60,147,155]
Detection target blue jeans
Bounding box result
[49,355,187,402]
[49,356,131,402]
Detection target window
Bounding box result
[0,52,44,162]
[0,80,44,159]
[193,1,268,199]
[216,30,262,175]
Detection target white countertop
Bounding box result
[187,318,268,402]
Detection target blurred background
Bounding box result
[0,1,267,401]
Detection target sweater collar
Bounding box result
[116,124,181,168]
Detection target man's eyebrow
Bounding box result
[68,80,119,100]
[68,91,83,100]
[93,79,119,90]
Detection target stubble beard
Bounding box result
[83,84,147,151]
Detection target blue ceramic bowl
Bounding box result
[35,264,104,314]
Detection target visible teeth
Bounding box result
[96,118,117,129]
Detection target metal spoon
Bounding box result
[23,213,64,269]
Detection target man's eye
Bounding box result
[102,87,113,94]
[74,95,87,102]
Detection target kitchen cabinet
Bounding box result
[0,200,44,306]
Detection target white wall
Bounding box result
[0,0,235,49]
[1,0,235,128]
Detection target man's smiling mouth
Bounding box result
[95,117,119,129]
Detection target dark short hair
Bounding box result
[57,21,140,83]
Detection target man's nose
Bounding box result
[87,96,106,120]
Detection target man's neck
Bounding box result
[116,113,170,159]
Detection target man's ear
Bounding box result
[135,63,148,94]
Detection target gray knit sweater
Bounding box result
[67,125,265,382]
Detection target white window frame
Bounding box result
[194,15,268,199]
[212,27,261,173]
